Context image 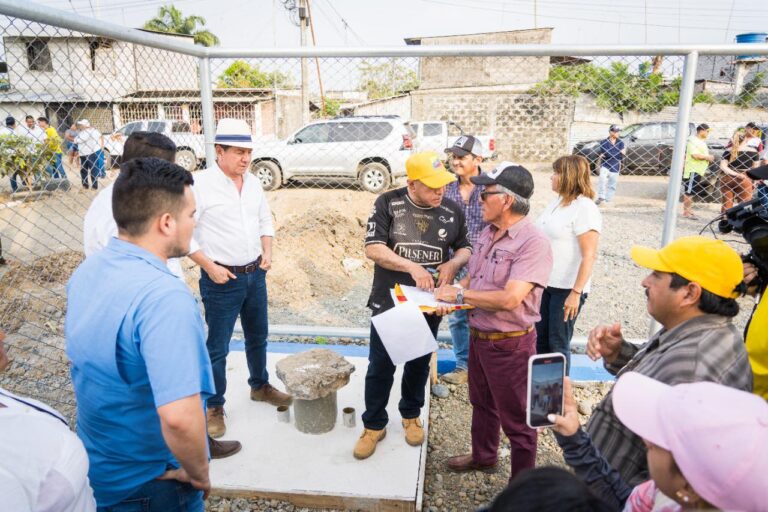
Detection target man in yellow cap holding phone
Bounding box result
[584,235,753,487]
[354,151,473,460]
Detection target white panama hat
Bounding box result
[214,118,253,149]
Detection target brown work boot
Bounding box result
[353,428,387,460]
[402,418,425,446]
[250,382,293,407]
[442,368,468,385]
[446,453,498,473]
[208,435,242,460]
[207,406,226,439]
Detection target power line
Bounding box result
[319,0,366,45]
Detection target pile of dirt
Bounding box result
[269,201,370,322]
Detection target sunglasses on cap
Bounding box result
[480,190,506,201]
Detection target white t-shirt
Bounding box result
[83,182,184,277]
[535,195,602,293]
[0,388,96,512]
[75,128,102,156]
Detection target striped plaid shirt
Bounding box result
[445,177,486,248]
[585,314,753,487]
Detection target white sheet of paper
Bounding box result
[399,284,467,308]
[371,300,438,365]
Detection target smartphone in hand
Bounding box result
[526,353,566,429]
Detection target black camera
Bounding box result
[719,198,768,287]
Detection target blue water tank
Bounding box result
[735,32,768,60]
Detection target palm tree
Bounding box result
[143,5,220,47]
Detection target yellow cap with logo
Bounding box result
[406,151,457,189]
[630,235,743,299]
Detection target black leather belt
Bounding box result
[215,257,262,274]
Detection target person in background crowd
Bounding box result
[441,135,488,386]
[0,331,97,511]
[745,121,764,153]
[355,151,471,460]
[535,155,600,373]
[22,115,45,142]
[67,158,213,510]
[595,124,625,206]
[481,467,613,512]
[38,117,66,180]
[1,116,21,193]
[435,163,553,482]
[681,124,714,220]
[550,372,768,512]
[719,127,760,232]
[189,119,290,441]
[584,236,753,487]
[65,123,79,166]
[75,119,104,190]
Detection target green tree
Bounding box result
[0,135,57,190]
[358,59,419,100]
[315,98,341,118]
[736,71,766,108]
[143,5,220,47]
[531,61,714,114]
[216,60,292,89]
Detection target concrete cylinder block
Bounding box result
[293,391,337,434]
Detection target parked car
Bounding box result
[104,119,205,171]
[574,121,729,202]
[249,116,413,193]
[572,121,726,176]
[409,120,496,159]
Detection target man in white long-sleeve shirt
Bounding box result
[189,119,291,439]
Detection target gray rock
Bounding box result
[431,383,450,398]
[275,349,355,400]
[578,398,596,415]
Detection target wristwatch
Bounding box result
[456,289,465,304]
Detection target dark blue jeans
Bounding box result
[535,286,587,375]
[80,150,104,189]
[96,478,203,512]
[362,313,441,430]
[200,267,269,407]
[48,152,66,179]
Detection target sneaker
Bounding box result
[595,198,604,205]
[209,436,242,459]
[250,383,293,407]
[207,406,226,439]
[353,428,387,460]
[402,418,424,446]
[442,368,468,385]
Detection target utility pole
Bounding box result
[306,0,325,116]
[299,0,310,124]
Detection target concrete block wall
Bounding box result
[411,90,574,162]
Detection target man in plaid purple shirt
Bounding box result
[442,135,488,385]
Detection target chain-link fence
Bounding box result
[0,3,766,424]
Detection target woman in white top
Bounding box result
[535,155,601,374]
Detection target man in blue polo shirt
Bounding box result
[596,124,626,205]
[66,157,214,511]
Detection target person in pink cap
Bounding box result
[549,372,768,511]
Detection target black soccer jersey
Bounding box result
[364,187,471,313]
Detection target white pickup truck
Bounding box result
[104,119,205,171]
[409,120,496,160]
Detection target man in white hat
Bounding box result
[75,119,105,189]
[189,118,291,439]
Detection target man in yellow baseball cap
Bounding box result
[582,235,753,488]
[354,151,470,460]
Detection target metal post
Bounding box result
[660,50,698,247]
[198,56,216,168]
[650,50,699,337]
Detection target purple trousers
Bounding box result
[468,329,537,482]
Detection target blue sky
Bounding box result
[35,0,768,47]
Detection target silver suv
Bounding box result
[250,116,414,193]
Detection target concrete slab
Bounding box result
[210,351,428,511]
